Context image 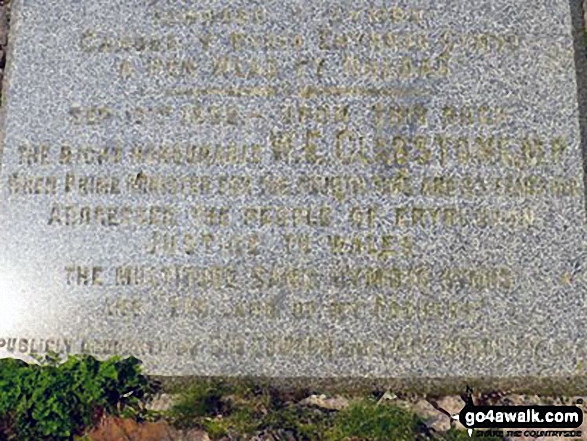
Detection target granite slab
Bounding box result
[0,0,586,380]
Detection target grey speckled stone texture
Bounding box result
[0,0,586,381]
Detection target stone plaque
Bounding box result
[0,0,586,378]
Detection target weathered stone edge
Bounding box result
[0,0,16,178]
[151,376,587,396]
[572,0,587,220]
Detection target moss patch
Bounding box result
[326,399,421,441]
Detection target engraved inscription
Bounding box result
[0,0,584,377]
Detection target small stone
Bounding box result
[436,396,465,416]
[411,400,450,433]
[426,414,451,433]
[434,396,466,431]
[411,399,440,419]
[182,429,211,441]
[377,391,398,403]
[299,394,349,410]
[146,393,176,412]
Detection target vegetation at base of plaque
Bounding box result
[0,353,158,441]
[0,355,504,440]
[166,379,504,440]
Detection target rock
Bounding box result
[436,396,465,416]
[377,391,398,403]
[299,394,349,410]
[426,414,451,433]
[146,393,176,412]
[182,430,211,441]
[87,417,211,441]
[411,399,441,419]
[411,400,450,432]
[87,417,175,441]
[434,396,466,431]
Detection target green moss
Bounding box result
[259,405,335,440]
[167,379,227,427]
[201,418,229,439]
[169,380,265,437]
[326,400,422,441]
[170,379,336,439]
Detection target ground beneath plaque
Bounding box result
[82,385,587,441]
